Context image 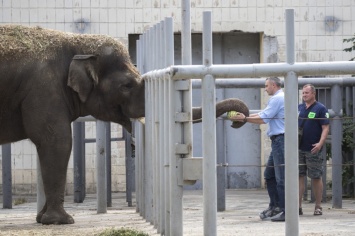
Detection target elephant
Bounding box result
[0,25,249,225]
[0,25,144,225]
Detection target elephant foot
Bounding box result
[39,209,75,225]
[36,212,44,223]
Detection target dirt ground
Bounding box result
[1,190,355,236]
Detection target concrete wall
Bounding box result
[1,0,355,194]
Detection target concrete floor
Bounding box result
[0,189,354,235]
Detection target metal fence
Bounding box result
[135,9,355,236]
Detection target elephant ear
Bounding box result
[68,55,98,102]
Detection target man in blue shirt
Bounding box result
[232,77,285,222]
[298,84,329,216]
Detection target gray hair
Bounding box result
[303,84,316,93]
[266,77,282,87]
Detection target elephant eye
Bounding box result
[120,82,133,92]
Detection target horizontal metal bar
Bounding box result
[142,61,355,80]
[191,77,355,88]
[85,137,124,143]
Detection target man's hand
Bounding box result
[311,143,322,154]
[229,113,247,122]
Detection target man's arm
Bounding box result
[231,113,266,124]
[311,124,330,154]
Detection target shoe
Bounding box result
[259,206,282,220]
[271,212,285,222]
[314,207,322,216]
[299,208,303,215]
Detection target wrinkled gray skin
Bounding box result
[0,26,144,225]
[0,25,249,225]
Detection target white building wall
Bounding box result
[1,0,355,194]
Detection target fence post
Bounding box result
[96,120,107,213]
[73,121,85,203]
[284,9,299,236]
[202,11,217,236]
[331,84,343,208]
[2,144,12,209]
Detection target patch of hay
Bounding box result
[0,25,129,62]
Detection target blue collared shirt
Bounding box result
[258,89,285,137]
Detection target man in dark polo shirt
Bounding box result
[298,84,330,216]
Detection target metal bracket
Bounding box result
[175,112,190,122]
[182,157,203,185]
[175,143,191,154]
[174,80,190,91]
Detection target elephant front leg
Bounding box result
[36,202,47,223]
[34,131,75,224]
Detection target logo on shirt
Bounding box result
[308,112,316,118]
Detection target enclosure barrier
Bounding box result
[135,9,355,236]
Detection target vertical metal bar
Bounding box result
[144,29,153,222]
[284,9,299,236]
[165,17,173,236]
[157,23,162,232]
[153,29,158,228]
[145,27,154,223]
[353,87,355,198]
[344,87,352,196]
[73,121,85,203]
[124,128,133,207]
[168,17,184,235]
[81,123,86,201]
[182,0,192,162]
[202,11,217,236]
[158,20,165,235]
[331,84,343,208]
[2,144,12,209]
[135,38,140,213]
[105,122,112,207]
[216,94,226,212]
[96,120,107,213]
[182,0,191,66]
[321,146,327,202]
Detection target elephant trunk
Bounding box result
[192,98,249,128]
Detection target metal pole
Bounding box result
[105,122,112,207]
[353,87,355,198]
[124,128,134,207]
[168,15,184,234]
[73,121,85,203]
[202,11,217,236]
[216,90,226,212]
[158,21,165,234]
[182,0,192,161]
[284,9,299,236]
[159,61,355,80]
[331,84,343,208]
[344,87,352,196]
[165,17,173,236]
[2,144,12,209]
[136,36,143,215]
[96,120,107,213]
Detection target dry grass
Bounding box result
[0,25,129,62]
